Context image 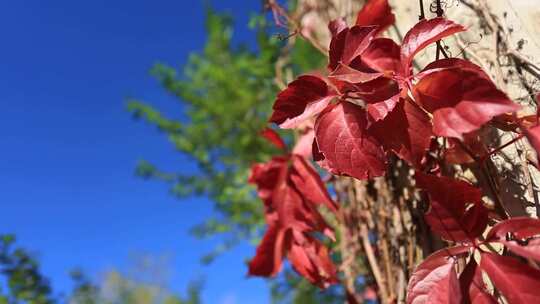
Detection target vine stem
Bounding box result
[360,223,389,303]
[480,133,526,163]
[266,0,328,55]
[434,0,449,59]
[457,141,509,219]
[418,0,425,20]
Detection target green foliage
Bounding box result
[128,7,325,256]
[0,235,54,304]
[128,4,333,302]
[128,10,283,246]
[69,255,202,304]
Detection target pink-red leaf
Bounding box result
[414,68,520,139]
[288,232,338,289]
[270,75,334,129]
[314,102,386,179]
[292,128,315,158]
[369,98,433,165]
[355,0,395,35]
[328,26,377,71]
[360,38,401,73]
[328,62,383,84]
[459,259,497,304]
[480,252,540,304]
[248,225,287,277]
[415,173,488,242]
[261,128,286,150]
[401,18,465,74]
[487,217,540,240]
[407,246,469,304]
[486,217,540,261]
[289,155,338,213]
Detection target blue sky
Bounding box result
[0,1,270,303]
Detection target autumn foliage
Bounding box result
[248,0,540,303]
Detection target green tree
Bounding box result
[69,255,202,304]
[0,235,54,304]
[128,8,324,260]
[128,6,339,302]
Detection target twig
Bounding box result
[360,223,389,303]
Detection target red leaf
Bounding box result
[328,62,383,84]
[272,176,311,230]
[354,76,401,121]
[459,260,497,304]
[401,18,465,74]
[270,75,335,129]
[486,217,540,261]
[366,93,400,121]
[314,102,386,180]
[328,26,377,71]
[414,67,519,139]
[328,18,347,37]
[407,246,469,304]
[487,217,540,240]
[415,173,488,242]
[289,155,338,213]
[292,128,315,158]
[413,68,463,112]
[248,225,287,277]
[419,58,490,80]
[288,232,338,289]
[369,98,433,165]
[360,38,401,73]
[261,128,286,150]
[355,0,395,35]
[480,252,540,304]
[249,156,288,206]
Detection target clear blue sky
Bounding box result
[0,1,270,303]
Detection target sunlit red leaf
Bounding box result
[248,225,287,277]
[288,232,338,289]
[270,75,335,129]
[480,252,540,304]
[360,38,401,73]
[401,18,465,74]
[289,155,338,213]
[365,93,399,121]
[444,133,487,164]
[328,62,383,84]
[314,102,386,179]
[415,173,488,242]
[369,98,432,165]
[249,156,288,205]
[355,0,395,35]
[292,128,314,158]
[419,58,490,80]
[261,128,286,150]
[328,26,377,71]
[459,260,497,304]
[414,67,520,139]
[407,246,469,304]
[328,18,347,36]
[486,217,540,261]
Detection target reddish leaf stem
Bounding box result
[480,133,525,163]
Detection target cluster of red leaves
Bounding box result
[269,4,520,179]
[248,128,339,288]
[410,173,540,304]
[250,0,540,300]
